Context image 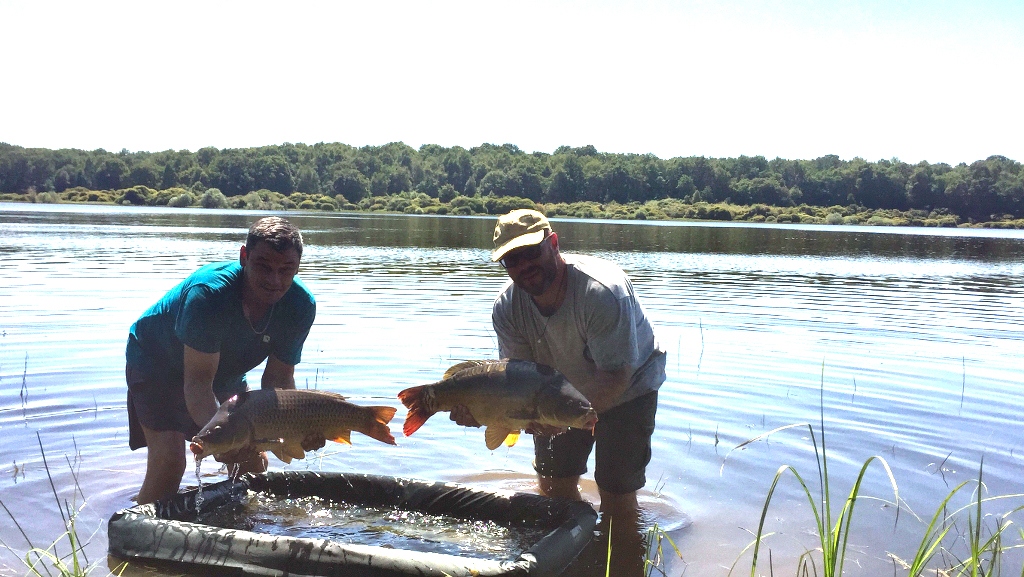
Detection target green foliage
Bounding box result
[198,188,228,209]
[167,191,195,208]
[1,141,1020,227]
[116,185,156,206]
[725,365,899,577]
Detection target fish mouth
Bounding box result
[189,438,205,457]
[582,412,599,430]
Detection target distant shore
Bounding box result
[3,187,1023,230]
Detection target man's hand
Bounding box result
[301,432,327,452]
[449,405,481,428]
[215,445,268,479]
[524,423,569,437]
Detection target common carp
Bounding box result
[397,359,598,450]
[190,388,397,463]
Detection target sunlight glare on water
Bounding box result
[196,491,548,559]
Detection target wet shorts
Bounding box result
[533,390,658,495]
[126,364,245,450]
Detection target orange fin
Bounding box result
[371,405,397,425]
[504,432,520,447]
[485,426,519,451]
[397,385,434,437]
[330,430,352,445]
[364,406,398,445]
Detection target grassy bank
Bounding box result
[4,187,1024,230]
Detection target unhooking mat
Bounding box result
[108,471,597,576]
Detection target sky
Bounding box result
[1,0,1022,165]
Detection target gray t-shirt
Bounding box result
[492,254,666,408]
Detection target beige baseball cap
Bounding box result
[491,209,551,262]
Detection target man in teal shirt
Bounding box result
[126,216,317,504]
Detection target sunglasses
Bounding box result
[499,235,551,268]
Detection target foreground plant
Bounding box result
[0,434,125,577]
[643,521,684,577]
[724,364,899,577]
[725,362,1024,577]
[897,458,1024,577]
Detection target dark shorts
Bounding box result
[533,390,658,495]
[126,364,245,450]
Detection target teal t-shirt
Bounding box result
[126,261,316,393]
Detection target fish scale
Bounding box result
[398,359,599,451]
[191,389,397,464]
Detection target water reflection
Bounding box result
[2,204,1024,577]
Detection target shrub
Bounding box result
[825,212,844,225]
[450,195,486,214]
[706,206,733,221]
[438,184,457,203]
[37,191,60,204]
[199,188,229,209]
[152,187,190,206]
[118,185,156,206]
[168,192,195,207]
[483,194,537,215]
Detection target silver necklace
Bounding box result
[245,301,275,335]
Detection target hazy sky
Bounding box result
[2,0,1021,164]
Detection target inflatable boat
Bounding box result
[108,471,597,576]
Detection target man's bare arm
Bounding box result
[575,362,631,414]
[262,354,296,390]
[183,345,220,429]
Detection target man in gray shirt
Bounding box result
[453,209,666,527]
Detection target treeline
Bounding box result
[1,141,1022,223]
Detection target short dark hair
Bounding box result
[246,217,303,257]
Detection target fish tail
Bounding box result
[397,385,435,437]
[365,405,398,445]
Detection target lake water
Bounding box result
[1,202,1023,576]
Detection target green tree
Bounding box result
[128,164,159,189]
[294,165,320,194]
[252,154,293,193]
[211,152,255,196]
[332,169,369,203]
[387,167,412,194]
[438,183,457,203]
[548,154,585,203]
[93,158,128,190]
[732,176,792,206]
[906,165,944,209]
[160,163,178,189]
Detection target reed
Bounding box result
[721,362,901,577]
[643,522,684,577]
[727,420,898,577]
[897,458,1024,577]
[725,365,1024,577]
[0,434,125,577]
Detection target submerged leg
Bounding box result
[137,426,187,504]
[597,489,645,577]
[537,474,583,501]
